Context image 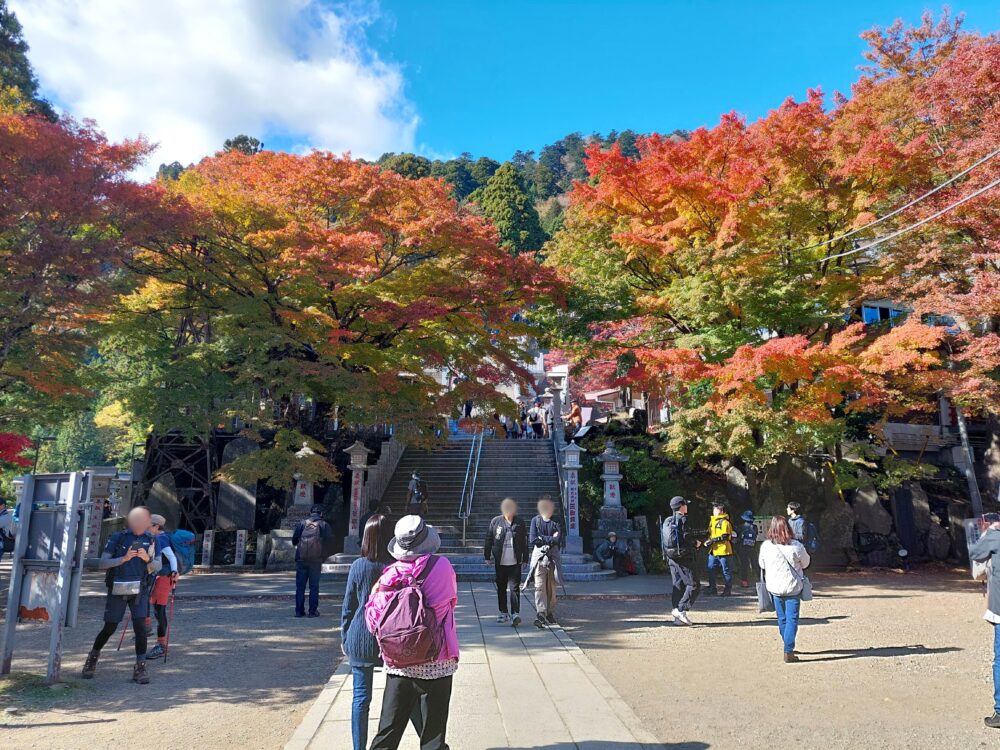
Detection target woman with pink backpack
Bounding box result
[365,515,459,750]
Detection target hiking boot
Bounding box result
[496,613,510,624]
[307,611,320,618]
[511,614,522,628]
[545,613,557,625]
[783,652,799,664]
[146,643,165,660]
[985,712,1000,729]
[132,661,150,684]
[81,650,100,679]
[534,615,547,629]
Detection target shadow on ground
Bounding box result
[798,645,961,662]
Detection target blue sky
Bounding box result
[14,1,1000,174]
[368,0,1000,160]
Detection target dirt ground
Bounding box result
[0,595,341,749]
[560,569,997,750]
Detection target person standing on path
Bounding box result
[366,516,459,750]
[484,497,528,627]
[759,516,811,663]
[81,506,160,684]
[969,514,1000,729]
[662,496,701,626]
[145,514,179,660]
[341,513,395,750]
[736,510,758,588]
[705,502,735,596]
[292,504,331,618]
[526,495,562,627]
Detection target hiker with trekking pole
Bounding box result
[524,495,566,628]
[81,507,160,684]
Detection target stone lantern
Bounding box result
[560,440,585,554]
[596,440,629,511]
[593,439,646,574]
[344,440,372,554]
[292,442,317,507]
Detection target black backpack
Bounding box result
[298,519,326,562]
[662,516,685,559]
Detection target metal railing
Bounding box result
[458,430,485,545]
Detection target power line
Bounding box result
[817,176,1000,264]
[796,145,1000,253]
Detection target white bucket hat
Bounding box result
[388,515,441,561]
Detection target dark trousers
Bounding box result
[370,673,453,750]
[495,564,521,614]
[736,545,755,582]
[92,617,147,660]
[295,560,322,615]
[667,557,700,612]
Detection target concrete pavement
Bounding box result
[285,582,664,750]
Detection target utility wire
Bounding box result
[796,145,1000,253]
[817,176,1000,264]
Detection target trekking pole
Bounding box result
[164,585,176,664]
[115,615,129,651]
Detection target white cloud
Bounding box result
[11,0,418,176]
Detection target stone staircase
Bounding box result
[328,436,613,582]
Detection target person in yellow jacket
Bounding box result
[706,502,735,596]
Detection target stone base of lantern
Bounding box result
[594,506,647,575]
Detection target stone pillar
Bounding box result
[234,529,247,567]
[561,441,585,555]
[200,528,214,568]
[344,440,372,555]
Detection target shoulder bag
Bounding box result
[777,546,813,601]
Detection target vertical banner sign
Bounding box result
[201,529,214,567]
[348,469,364,538]
[234,529,247,566]
[566,471,579,535]
[294,479,313,505]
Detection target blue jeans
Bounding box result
[707,554,733,592]
[295,560,322,615]
[772,594,801,653]
[351,666,375,750]
[993,623,1000,713]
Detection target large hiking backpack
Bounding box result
[372,556,442,668]
[297,519,326,562]
[169,529,196,574]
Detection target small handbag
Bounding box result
[779,547,813,601]
[756,570,774,613]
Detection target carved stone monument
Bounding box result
[216,437,259,531]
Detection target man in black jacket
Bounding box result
[484,497,528,626]
[662,495,701,626]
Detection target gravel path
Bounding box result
[559,569,995,749]
[1,595,341,749]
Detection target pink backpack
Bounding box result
[373,556,442,668]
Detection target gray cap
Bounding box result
[669,496,687,511]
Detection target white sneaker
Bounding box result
[497,613,510,623]
[678,611,693,626]
[670,608,683,621]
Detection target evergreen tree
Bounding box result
[476,162,547,254]
[0,0,55,118]
[377,152,432,179]
[222,134,263,155]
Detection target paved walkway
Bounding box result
[285,582,663,750]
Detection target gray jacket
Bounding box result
[970,528,1000,616]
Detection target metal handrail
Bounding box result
[459,430,485,545]
[458,431,479,519]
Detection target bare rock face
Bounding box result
[819,497,858,566]
[853,484,893,535]
[909,483,933,532]
[927,521,952,560]
[147,472,180,531]
[724,465,751,507]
